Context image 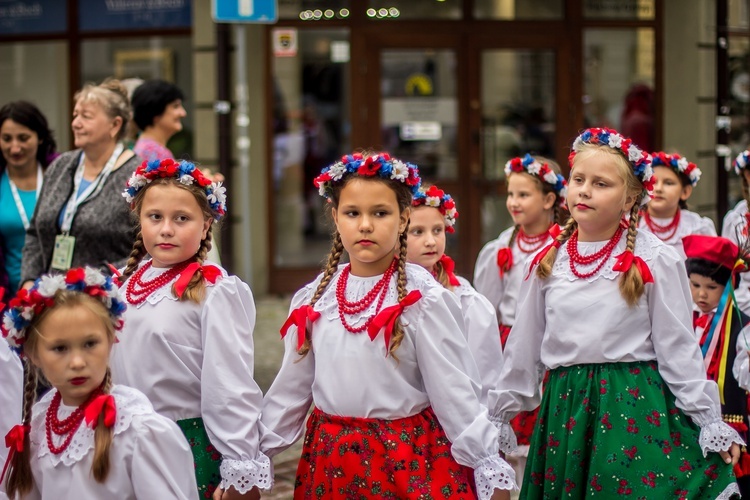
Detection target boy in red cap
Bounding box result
[684,234,750,495]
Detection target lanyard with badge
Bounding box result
[51,143,124,271]
[8,163,43,230]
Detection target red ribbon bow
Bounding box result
[496,248,514,278]
[85,394,117,428]
[526,224,562,280]
[1,424,29,484]
[174,262,223,298]
[694,312,712,330]
[438,255,461,287]
[612,251,654,284]
[280,305,321,350]
[367,290,422,353]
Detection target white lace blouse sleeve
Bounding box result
[200,277,271,492]
[486,264,545,451]
[649,247,744,453]
[413,286,517,496]
[131,414,200,499]
[696,215,718,236]
[734,324,750,391]
[0,337,22,484]
[473,238,504,315]
[459,284,504,406]
[259,284,316,458]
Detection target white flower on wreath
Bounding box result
[84,268,107,287]
[543,170,558,185]
[129,174,148,189]
[628,144,642,162]
[608,134,623,149]
[527,162,542,176]
[208,183,227,207]
[329,162,347,181]
[559,186,568,200]
[425,196,441,208]
[318,183,328,197]
[3,315,16,338]
[390,160,409,181]
[36,274,66,298]
[445,207,457,220]
[738,155,748,169]
[179,174,194,186]
[690,168,702,183]
[676,157,688,172]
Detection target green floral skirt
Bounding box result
[521,361,739,499]
[177,417,223,498]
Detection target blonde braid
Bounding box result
[297,232,344,357]
[553,205,570,227]
[176,225,213,304]
[120,231,146,282]
[5,360,37,497]
[92,369,114,482]
[388,229,409,359]
[536,217,577,278]
[619,199,645,306]
[507,225,520,250]
[432,260,454,291]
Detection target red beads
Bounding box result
[45,389,102,455]
[336,259,397,333]
[642,209,680,241]
[567,228,624,279]
[516,227,550,254]
[126,260,191,305]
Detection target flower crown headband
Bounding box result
[123,159,227,221]
[732,150,750,176]
[1,268,126,354]
[570,127,654,204]
[504,154,568,207]
[313,152,421,200]
[651,152,701,187]
[412,185,459,233]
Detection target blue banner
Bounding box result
[79,0,192,32]
[0,0,67,35]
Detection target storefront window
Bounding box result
[583,28,655,152]
[367,0,461,20]
[474,0,562,20]
[0,42,70,149]
[730,0,750,29]
[81,36,194,159]
[272,28,351,267]
[583,0,654,20]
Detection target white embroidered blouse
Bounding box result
[454,275,504,405]
[722,200,750,316]
[110,260,271,493]
[260,263,517,499]
[487,230,744,456]
[0,337,22,500]
[26,385,198,499]
[474,226,552,326]
[637,209,716,258]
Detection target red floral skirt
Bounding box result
[295,407,476,499]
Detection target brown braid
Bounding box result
[507,225,520,251]
[119,231,146,282]
[536,217,578,279]
[297,232,345,357]
[553,204,571,227]
[175,225,214,304]
[619,198,646,306]
[388,229,409,359]
[5,359,37,497]
[91,369,114,482]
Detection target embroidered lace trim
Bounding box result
[473,455,518,499]
[123,259,225,309]
[717,482,740,499]
[314,264,435,323]
[551,230,662,283]
[219,453,273,492]
[31,386,152,466]
[698,419,746,456]
[489,415,518,455]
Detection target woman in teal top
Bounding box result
[0,101,58,296]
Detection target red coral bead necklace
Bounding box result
[567,227,624,279]
[642,209,680,241]
[336,258,397,333]
[126,260,192,305]
[46,388,103,455]
[516,226,550,254]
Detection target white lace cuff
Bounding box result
[219,453,273,493]
[489,415,518,455]
[473,455,518,499]
[698,419,746,457]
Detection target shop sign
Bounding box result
[400,121,442,141]
[273,28,297,57]
[0,0,66,35]
[79,0,192,32]
[382,97,457,127]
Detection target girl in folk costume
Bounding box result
[0,315,21,500]
[638,152,715,258]
[1,267,198,499]
[722,149,750,316]
[474,154,568,349]
[683,235,750,497]
[261,152,516,500]
[110,159,269,500]
[406,185,503,406]
[488,127,744,499]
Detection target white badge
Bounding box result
[51,234,76,271]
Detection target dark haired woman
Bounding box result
[131,79,186,162]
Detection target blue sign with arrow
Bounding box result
[212,0,277,23]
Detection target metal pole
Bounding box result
[717,0,730,219]
[216,22,233,270]
[234,24,253,285]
